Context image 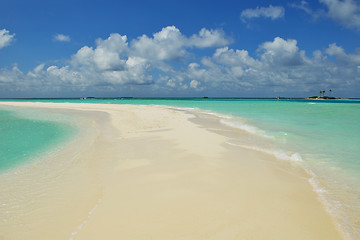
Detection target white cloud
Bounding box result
[184,37,360,96]
[54,34,71,42]
[188,28,230,48]
[258,37,309,66]
[70,33,152,85]
[290,1,312,14]
[320,0,360,30]
[0,26,359,97]
[0,26,229,94]
[190,80,200,89]
[101,57,152,85]
[67,26,226,88]
[93,34,128,71]
[0,29,15,49]
[0,65,21,83]
[289,1,323,20]
[72,33,129,71]
[325,43,346,56]
[166,78,176,88]
[26,64,46,78]
[33,63,45,73]
[131,26,230,61]
[132,26,186,61]
[213,47,257,67]
[292,0,360,31]
[325,43,360,65]
[241,5,285,22]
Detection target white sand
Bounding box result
[0,102,343,240]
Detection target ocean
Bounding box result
[0,98,359,238]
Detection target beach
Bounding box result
[0,102,343,240]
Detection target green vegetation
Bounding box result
[308,89,338,99]
[307,96,338,99]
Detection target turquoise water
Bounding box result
[0,107,74,172]
[1,98,359,176]
[1,98,359,238]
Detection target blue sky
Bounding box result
[0,0,359,98]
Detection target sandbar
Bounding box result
[0,102,343,240]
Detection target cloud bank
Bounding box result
[0,26,359,97]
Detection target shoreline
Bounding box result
[0,102,343,239]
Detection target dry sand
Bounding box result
[0,102,343,239]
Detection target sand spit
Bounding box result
[0,102,342,240]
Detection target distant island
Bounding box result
[306,96,339,100]
[307,89,340,99]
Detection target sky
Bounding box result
[0,0,359,98]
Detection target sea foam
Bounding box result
[226,141,303,162]
[220,119,273,139]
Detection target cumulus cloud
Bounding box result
[72,33,128,71]
[241,5,285,22]
[0,29,15,49]
[320,0,360,30]
[188,28,230,48]
[185,36,360,96]
[325,43,360,65]
[70,33,152,85]
[101,57,153,85]
[54,34,71,42]
[258,37,309,66]
[131,26,230,61]
[0,26,359,97]
[292,0,360,31]
[0,26,230,96]
[132,26,186,61]
[0,65,22,83]
[213,47,258,68]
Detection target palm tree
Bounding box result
[329,89,332,97]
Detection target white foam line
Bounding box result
[220,119,274,139]
[228,139,357,239]
[201,111,233,119]
[156,105,197,111]
[173,107,274,139]
[226,141,303,162]
[307,171,360,240]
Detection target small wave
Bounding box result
[228,139,359,239]
[201,111,232,119]
[169,108,273,139]
[226,141,303,162]
[163,106,197,111]
[308,176,328,194]
[220,119,273,139]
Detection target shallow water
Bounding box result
[0,107,74,172]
